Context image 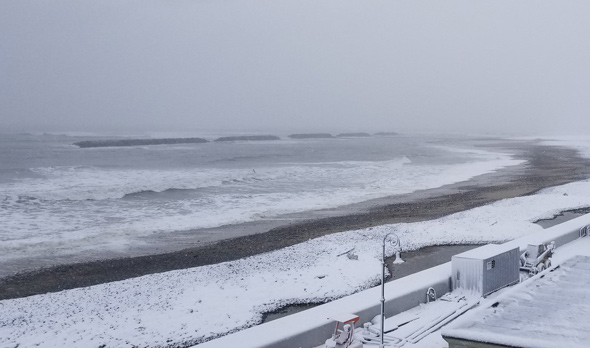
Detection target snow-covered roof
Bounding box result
[442,254,590,348]
[452,243,515,260]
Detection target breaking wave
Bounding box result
[1,157,415,203]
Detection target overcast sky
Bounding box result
[1,0,589,135]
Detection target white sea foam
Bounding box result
[0,148,523,274]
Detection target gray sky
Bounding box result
[1,0,589,135]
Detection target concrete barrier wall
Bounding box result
[199,263,452,348]
[265,273,451,348]
[504,213,590,252]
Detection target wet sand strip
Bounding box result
[1,140,590,301]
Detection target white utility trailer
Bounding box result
[452,244,520,297]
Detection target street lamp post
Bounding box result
[380,232,402,347]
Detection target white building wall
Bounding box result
[481,248,520,296]
[451,258,483,294]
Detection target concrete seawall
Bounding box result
[199,263,451,348]
[197,214,590,348]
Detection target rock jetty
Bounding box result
[288,133,334,139]
[336,132,371,137]
[214,135,280,142]
[74,138,209,148]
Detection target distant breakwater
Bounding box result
[73,132,398,148]
[73,138,208,148]
[288,133,334,139]
[214,135,280,142]
[336,132,371,137]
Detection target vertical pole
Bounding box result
[381,232,400,348]
[381,238,386,347]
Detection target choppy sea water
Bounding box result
[0,133,522,275]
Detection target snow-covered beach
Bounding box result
[2,136,590,348]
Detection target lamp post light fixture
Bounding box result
[380,232,403,347]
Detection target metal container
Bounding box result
[452,244,520,297]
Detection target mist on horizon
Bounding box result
[1,0,589,136]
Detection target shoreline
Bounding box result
[2,139,590,300]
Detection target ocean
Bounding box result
[0,132,521,276]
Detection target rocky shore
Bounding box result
[2,140,590,300]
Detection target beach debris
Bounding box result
[347,250,359,261]
[336,247,355,257]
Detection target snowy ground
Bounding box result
[2,136,590,348]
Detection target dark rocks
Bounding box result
[74,138,208,148]
[214,135,280,142]
[288,133,334,139]
[336,132,371,137]
[74,135,281,148]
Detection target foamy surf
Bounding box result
[0,134,524,275]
